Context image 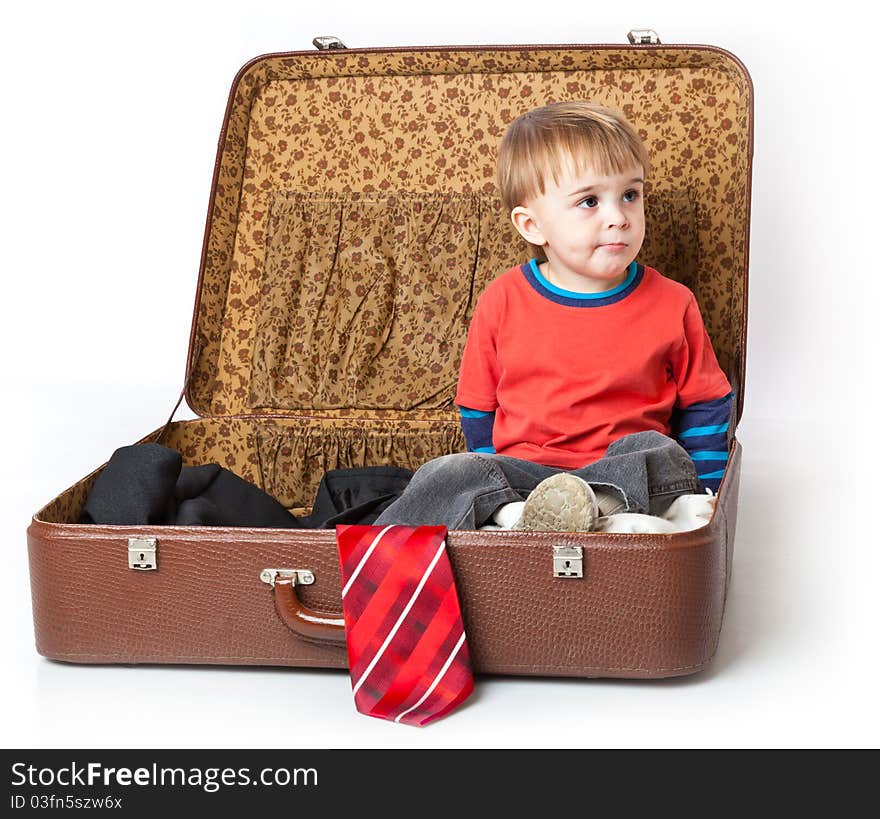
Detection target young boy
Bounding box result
[374,101,733,532]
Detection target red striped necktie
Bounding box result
[335,524,474,726]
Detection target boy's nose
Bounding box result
[605,204,628,228]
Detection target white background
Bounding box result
[3,0,877,749]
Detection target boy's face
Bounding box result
[511,159,646,293]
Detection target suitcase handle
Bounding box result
[271,573,347,645]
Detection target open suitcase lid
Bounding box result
[185,40,753,427]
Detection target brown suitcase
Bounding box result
[27,35,752,679]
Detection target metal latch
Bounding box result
[128,537,157,571]
[312,36,348,50]
[627,30,661,45]
[260,569,317,587]
[553,545,583,578]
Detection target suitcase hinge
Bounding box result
[627,29,661,45]
[553,545,583,579]
[128,537,158,571]
[312,36,348,50]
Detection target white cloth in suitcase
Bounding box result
[481,491,716,533]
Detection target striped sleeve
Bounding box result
[458,406,496,454]
[671,391,735,493]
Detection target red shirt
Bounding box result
[454,260,732,469]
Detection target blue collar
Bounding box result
[522,258,642,307]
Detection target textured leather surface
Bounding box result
[28,443,740,678]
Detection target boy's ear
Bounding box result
[510,206,547,247]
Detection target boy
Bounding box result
[374,101,733,532]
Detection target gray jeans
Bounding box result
[372,430,701,530]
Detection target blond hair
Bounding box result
[496,101,650,259]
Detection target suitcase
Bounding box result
[27,33,752,679]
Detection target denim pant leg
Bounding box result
[372,431,700,529]
[570,430,701,516]
[371,452,558,530]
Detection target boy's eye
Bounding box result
[577,190,641,209]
